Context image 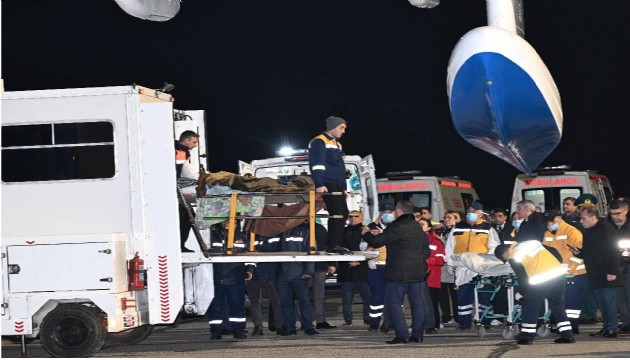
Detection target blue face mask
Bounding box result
[381,213,394,224]
[466,212,478,223]
[548,223,559,232]
[512,219,523,228]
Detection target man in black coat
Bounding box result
[578,205,621,337]
[514,200,547,243]
[362,200,430,344]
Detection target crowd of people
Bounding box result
[178,117,630,345]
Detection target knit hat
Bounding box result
[470,201,484,211]
[326,116,347,131]
[379,203,395,212]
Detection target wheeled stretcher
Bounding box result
[452,252,552,339]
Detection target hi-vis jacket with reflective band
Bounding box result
[508,240,566,285]
[448,220,498,255]
[543,221,586,276]
[308,132,346,189]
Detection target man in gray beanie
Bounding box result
[308,116,351,254]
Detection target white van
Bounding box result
[376,171,479,219]
[510,166,615,216]
[239,151,379,224]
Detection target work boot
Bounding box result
[304,328,319,335]
[316,321,337,329]
[233,329,247,339]
[589,329,606,337]
[327,246,353,255]
[554,337,576,344]
[386,337,408,344]
[408,336,423,343]
[252,326,263,336]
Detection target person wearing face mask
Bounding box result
[541,209,586,334]
[364,203,393,333]
[444,201,500,331]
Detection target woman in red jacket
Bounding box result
[419,217,446,334]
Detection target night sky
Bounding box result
[2,1,628,210]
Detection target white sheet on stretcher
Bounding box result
[450,253,514,286]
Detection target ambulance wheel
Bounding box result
[40,304,106,358]
[502,327,515,340]
[536,324,550,338]
[106,325,154,345]
[476,325,486,338]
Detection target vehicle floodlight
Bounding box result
[278,146,295,156]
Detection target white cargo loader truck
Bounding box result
[0,85,194,357]
[1,85,369,357]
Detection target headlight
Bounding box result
[618,239,630,249]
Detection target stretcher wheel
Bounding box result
[514,325,521,335]
[476,325,486,338]
[536,324,550,338]
[502,327,515,340]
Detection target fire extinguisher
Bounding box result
[128,252,146,291]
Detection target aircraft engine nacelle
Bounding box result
[114,0,180,22]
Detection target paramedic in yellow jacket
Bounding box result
[445,201,500,330]
[495,241,576,345]
[541,209,586,334]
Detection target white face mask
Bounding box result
[381,213,394,224]
[466,213,478,222]
[512,219,523,228]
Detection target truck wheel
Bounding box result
[39,304,106,358]
[106,325,154,345]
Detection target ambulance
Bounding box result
[510,166,615,216]
[376,171,480,219]
[239,151,380,225]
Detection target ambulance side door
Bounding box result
[360,155,379,224]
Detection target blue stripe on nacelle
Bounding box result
[450,52,561,174]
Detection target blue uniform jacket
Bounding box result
[308,132,347,190]
[278,224,315,281]
[252,234,281,281]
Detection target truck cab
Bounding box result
[510,166,615,216]
[376,171,479,219]
[239,151,379,224]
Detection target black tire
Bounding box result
[106,325,153,345]
[39,304,106,358]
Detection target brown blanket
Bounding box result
[196,171,315,198]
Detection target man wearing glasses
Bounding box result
[607,199,630,334]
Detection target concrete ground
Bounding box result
[2,287,630,358]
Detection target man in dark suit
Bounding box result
[492,208,515,245]
[362,200,430,344]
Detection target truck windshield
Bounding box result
[521,187,582,212]
[378,192,431,210]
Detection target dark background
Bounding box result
[2,0,628,210]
